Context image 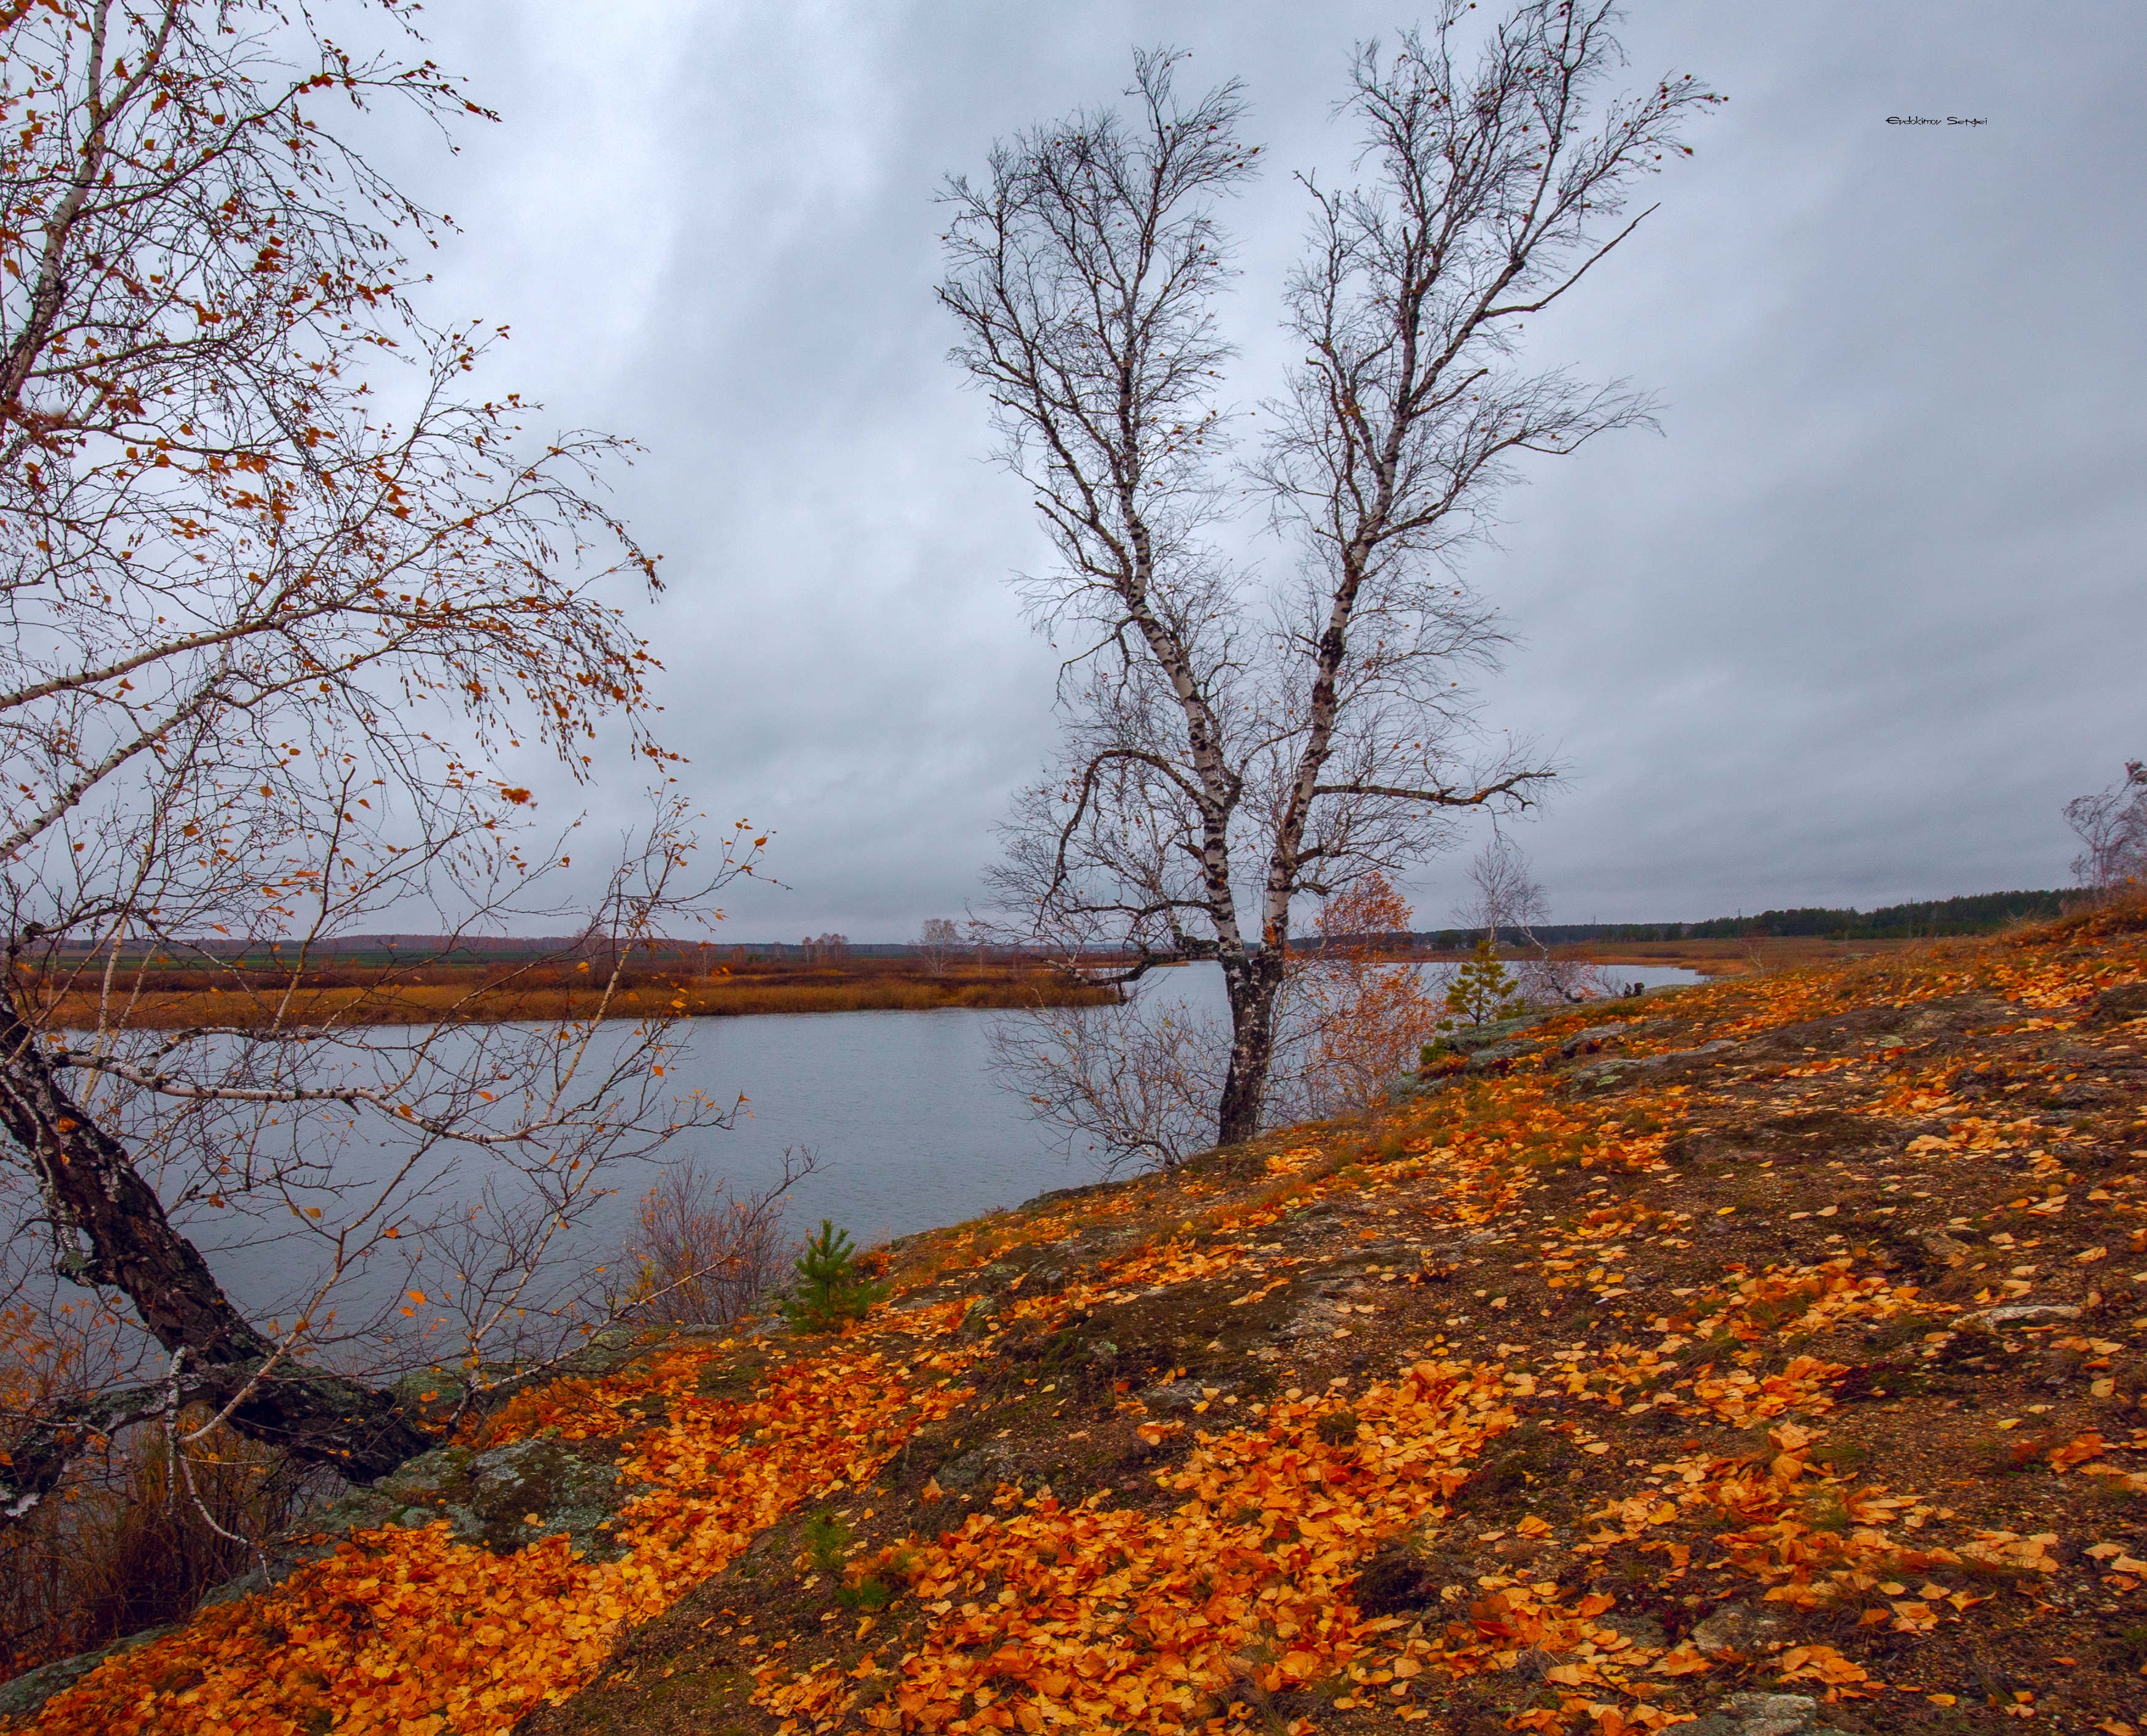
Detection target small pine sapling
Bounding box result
[1421,937,1527,1067]
[782,1220,889,1333]
[803,1510,851,1574]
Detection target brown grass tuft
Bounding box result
[0,1417,322,1678]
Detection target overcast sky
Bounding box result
[374,0,2146,939]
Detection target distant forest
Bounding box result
[1411,888,2069,948]
[49,889,2073,969]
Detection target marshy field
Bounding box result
[23,953,1122,1030]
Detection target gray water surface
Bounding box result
[205,960,1703,1323]
[651,961,1707,1243]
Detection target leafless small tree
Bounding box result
[612,1148,813,1329]
[2065,759,2146,896]
[916,917,961,974]
[943,5,1715,1158]
[986,993,1232,1176]
[1455,833,1549,944]
[0,0,762,1526]
[802,933,850,965]
[1453,834,1604,1002]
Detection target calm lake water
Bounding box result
[202,961,1702,1322]
[664,961,1708,1243]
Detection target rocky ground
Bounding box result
[9,900,2146,1736]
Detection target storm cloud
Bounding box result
[382,0,2147,937]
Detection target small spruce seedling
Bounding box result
[803,1510,850,1573]
[782,1219,889,1334]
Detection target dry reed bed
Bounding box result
[33,973,1118,1030]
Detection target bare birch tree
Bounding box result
[1455,833,1548,945]
[1453,832,1604,1001]
[0,1,756,1524]
[916,917,961,973]
[945,5,1716,1154]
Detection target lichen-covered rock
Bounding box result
[1570,1037,1735,1091]
[1437,1013,1553,1053]
[220,1430,642,1606]
[0,1625,174,1720]
[1677,1692,1821,1736]
[1463,1037,1542,1072]
[936,1444,1012,1490]
[1688,1602,1784,1656]
[1557,1022,1632,1058]
[2087,979,2147,1024]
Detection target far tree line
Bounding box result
[1414,887,2073,946]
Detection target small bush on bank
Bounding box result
[621,1164,793,1327]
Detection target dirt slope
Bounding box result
[16,904,2147,1736]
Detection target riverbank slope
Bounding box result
[13,898,2147,1735]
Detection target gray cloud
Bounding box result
[377,0,2146,935]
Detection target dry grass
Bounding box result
[2024,883,2147,944]
[0,1416,321,1679]
[30,966,1118,1031]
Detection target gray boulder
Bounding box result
[0,1626,175,1721]
[1677,1693,1822,1736]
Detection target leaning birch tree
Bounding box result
[0,0,756,1523]
[943,3,1718,1153]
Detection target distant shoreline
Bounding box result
[23,959,1120,1032]
[19,932,1964,1029]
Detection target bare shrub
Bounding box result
[987,996,1232,1177]
[2065,759,2146,897]
[0,1403,325,1677]
[616,1151,814,1327]
[1455,835,1609,1004]
[0,1280,334,1671]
